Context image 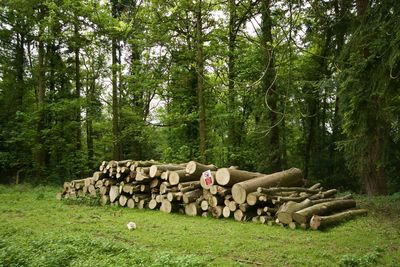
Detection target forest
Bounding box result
[0,0,399,195]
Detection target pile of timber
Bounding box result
[58,160,366,230]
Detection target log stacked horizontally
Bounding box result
[58,160,366,230]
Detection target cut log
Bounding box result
[208,195,224,208]
[201,200,209,211]
[178,181,201,190]
[119,195,128,206]
[211,206,223,218]
[109,185,120,203]
[239,203,250,212]
[127,198,135,209]
[159,182,171,194]
[185,203,202,216]
[167,192,183,202]
[215,168,263,186]
[182,189,203,204]
[168,170,187,185]
[99,186,109,196]
[276,199,314,224]
[140,185,150,193]
[259,215,273,224]
[199,171,216,190]
[310,209,368,230]
[222,206,231,218]
[246,192,266,206]
[186,161,217,177]
[88,186,96,197]
[150,178,161,189]
[180,182,202,193]
[252,216,261,223]
[134,160,161,168]
[94,180,103,188]
[232,168,303,204]
[233,210,249,221]
[309,189,337,200]
[293,199,357,224]
[138,199,149,209]
[100,195,110,206]
[155,194,166,203]
[135,172,150,181]
[93,171,104,181]
[228,201,237,212]
[160,199,180,213]
[257,187,320,195]
[148,199,160,210]
[149,164,185,178]
[104,179,117,187]
[160,171,169,180]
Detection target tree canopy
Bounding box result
[0,0,399,195]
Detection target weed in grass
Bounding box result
[339,247,384,267]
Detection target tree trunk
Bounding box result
[196,0,206,162]
[186,161,217,176]
[15,32,24,108]
[261,0,281,172]
[216,168,264,186]
[293,199,356,224]
[109,185,120,203]
[185,202,202,216]
[276,199,314,224]
[149,164,185,178]
[74,23,81,153]
[232,168,303,204]
[227,0,239,162]
[36,11,46,169]
[310,209,367,230]
[182,189,203,204]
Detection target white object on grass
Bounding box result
[127,221,137,230]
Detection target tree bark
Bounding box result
[185,202,202,216]
[261,0,281,172]
[196,0,206,162]
[111,1,121,161]
[186,161,217,176]
[36,9,46,169]
[182,189,203,204]
[74,22,81,153]
[232,168,303,204]
[293,199,356,224]
[215,168,264,186]
[310,209,367,230]
[149,164,185,178]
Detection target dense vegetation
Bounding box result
[0,0,399,195]
[0,185,399,266]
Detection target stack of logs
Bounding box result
[58,160,367,230]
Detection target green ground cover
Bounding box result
[0,185,399,266]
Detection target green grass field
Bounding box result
[0,185,399,267]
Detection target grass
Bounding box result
[0,185,399,266]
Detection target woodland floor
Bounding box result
[0,185,399,267]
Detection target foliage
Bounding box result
[0,0,399,194]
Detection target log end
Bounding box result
[169,171,180,185]
[185,203,200,216]
[149,165,158,178]
[186,161,197,174]
[215,168,230,186]
[232,184,247,204]
[310,215,321,230]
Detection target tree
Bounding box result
[338,0,400,195]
